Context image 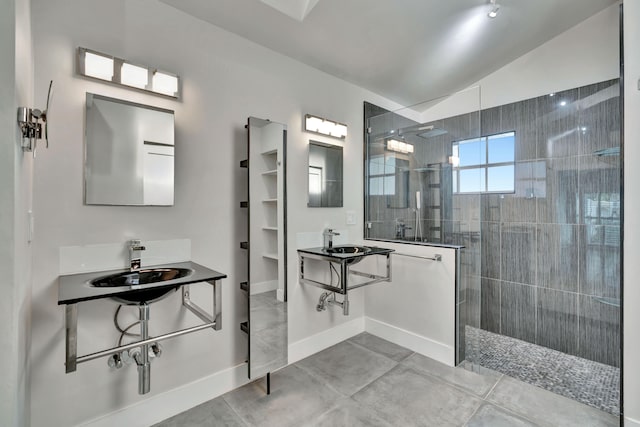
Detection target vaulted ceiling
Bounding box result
[161,0,617,106]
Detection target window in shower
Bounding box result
[452,131,515,194]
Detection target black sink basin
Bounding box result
[90,268,193,305]
[324,245,372,265]
[325,245,371,255]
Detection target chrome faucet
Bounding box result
[395,219,412,240]
[323,228,340,250]
[129,239,146,271]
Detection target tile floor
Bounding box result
[154,333,619,427]
[465,326,620,414]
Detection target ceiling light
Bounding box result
[488,0,500,18]
[83,52,114,81]
[121,63,148,89]
[304,114,347,140]
[77,47,180,99]
[559,100,567,107]
[386,139,414,154]
[152,71,179,97]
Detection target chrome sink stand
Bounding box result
[137,303,151,394]
[298,252,391,316]
[64,280,222,377]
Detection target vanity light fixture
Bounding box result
[77,47,180,99]
[305,114,348,139]
[386,139,414,154]
[488,0,500,18]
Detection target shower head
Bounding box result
[417,128,448,139]
[397,124,448,140]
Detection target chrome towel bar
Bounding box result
[392,252,442,262]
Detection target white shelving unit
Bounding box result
[241,116,288,383]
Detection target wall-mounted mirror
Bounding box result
[308,140,343,207]
[84,93,175,206]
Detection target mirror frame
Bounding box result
[84,93,176,206]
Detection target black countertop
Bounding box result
[58,261,226,305]
[297,245,394,262]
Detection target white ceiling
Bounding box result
[160,0,617,106]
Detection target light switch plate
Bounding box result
[346,210,356,225]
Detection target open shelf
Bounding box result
[262,226,278,231]
[262,198,278,203]
[262,169,277,176]
[262,253,278,261]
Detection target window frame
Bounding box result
[452,131,516,195]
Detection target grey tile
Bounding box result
[296,340,397,396]
[458,301,468,361]
[536,224,579,292]
[536,88,580,159]
[481,193,501,222]
[500,195,536,223]
[465,326,620,415]
[578,155,620,225]
[536,288,578,355]
[401,353,501,397]
[353,365,483,426]
[577,295,621,368]
[500,223,535,285]
[502,100,537,161]
[223,365,340,427]
[153,397,246,427]
[465,403,539,427]
[536,156,580,224]
[480,221,500,280]
[481,106,502,136]
[480,278,500,334]
[452,194,480,223]
[465,278,481,328]
[501,162,536,223]
[444,111,479,142]
[308,398,393,427]
[578,224,621,299]
[348,332,413,362]
[500,282,536,343]
[486,376,619,427]
[578,80,620,156]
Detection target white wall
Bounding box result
[29,1,402,425]
[421,3,619,120]
[364,243,458,366]
[0,0,33,425]
[623,2,640,425]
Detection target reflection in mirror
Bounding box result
[84,93,175,206]
[308,140,343,207]
[249,290,287,377]
[246,117,288,380]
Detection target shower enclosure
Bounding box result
[364,78,621,416]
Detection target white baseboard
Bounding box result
[626,416,640,427]
[79,363,249,427]
[250,280,278,295]
[288,317,365,364]
[365,317,455,367]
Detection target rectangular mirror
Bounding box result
[308,140,343,207]
[84,93,175,206]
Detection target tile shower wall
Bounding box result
[366,79,620,368]
[478,79,621,367]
